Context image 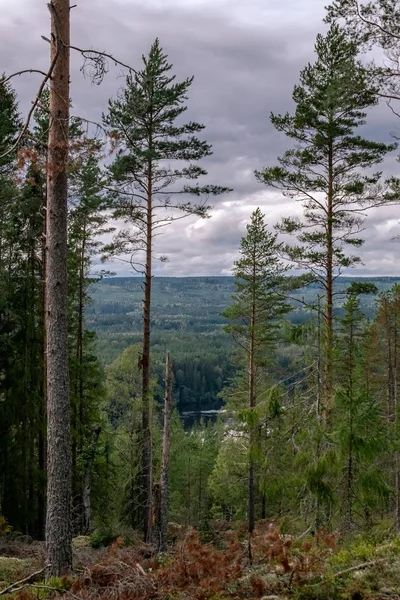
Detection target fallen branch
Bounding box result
[334,558,386,579]
[0,567,46,596]
[32,584,82,600]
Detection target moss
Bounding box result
[0,557,32,586]
[72,536,91,548]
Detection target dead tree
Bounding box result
[45,0,72,577]
[158,351,173,553]
[82,426,101,535]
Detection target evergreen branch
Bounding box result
[352,0,400,42]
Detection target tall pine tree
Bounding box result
[103,38,230,540]
[256,24,395,425]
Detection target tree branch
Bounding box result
[0,568,47,596]
[0,49,59,160]
[2,69,51,84]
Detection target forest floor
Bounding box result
[1,521,400,600]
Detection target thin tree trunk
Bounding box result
[142,166,153,542]
[382,298,398,528]
[45,0,72,577]
[248,312,256,535]
[159,351,172,553]
[324,143,334,429]
[75,226,86,533]
[82,426,101,535]
[261,493,266,520]
[345,318,354,531]
[394,307,400,531]
[38,184,47,541]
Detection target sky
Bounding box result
[2,0,400,276]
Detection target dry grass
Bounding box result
[1,523,399,600]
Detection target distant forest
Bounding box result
[90,275,400,414]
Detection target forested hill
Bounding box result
[89,275,400,413]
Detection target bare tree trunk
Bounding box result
[248,312,256,535]
[74,226,86,533]
[82,426,101,535]
[344,318,355,531]
[324,143,334,429]
[45,0,72,577]
[393,308,400,531]
[142,167,153,542]
[38,185,47,541]
[158,351,173,553]
[382,298,399,528]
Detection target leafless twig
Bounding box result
[2,69,51,84]
[0,567,47,596]
[0,50,59,160]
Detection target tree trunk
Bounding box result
[382,297,399,529]
[344,318,354,531]
[248,312,256,535]
[74,225,86,533]
[393,305,400,531]
[158,351,173,553]
[324,143,334,429]
[82,426,101,535]
[38,184,47,541]
[142,168,153,542]
[45,0,72,577]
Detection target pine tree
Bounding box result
[256,24,396,425]
[374,286,400,529]
[334,290,388,531]
[222,208,290,533]
[68,142,111,534]
[326,0,400,103]
[103,38,230,540]
[0,79,24,529]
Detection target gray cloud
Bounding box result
[2,0,400,276]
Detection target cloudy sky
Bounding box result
[2,0,400,276]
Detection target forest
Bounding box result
[2,1,400,599]
[90,276,400,414]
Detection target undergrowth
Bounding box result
[1,522,399,600]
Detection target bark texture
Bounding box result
[45,0,72,577]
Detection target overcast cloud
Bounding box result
[2,0,400,276]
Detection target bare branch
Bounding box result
[68,44,138,84]
[0,568,47,596]
[0,49,59,160]
[387,99,400,119]
[2,69,51,84]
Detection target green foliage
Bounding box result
[208,435,248,521]
[0,517,11,536]
[169,418,220,526]
[256,24,395,284]
[103,38,230,268]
